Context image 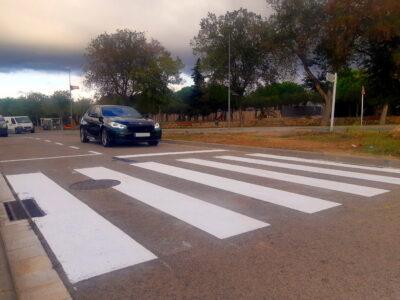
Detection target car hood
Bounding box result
[104,117,154,126]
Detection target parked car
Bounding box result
[4,116,35,134]
[80,105,162,147]
[0,116,8,137]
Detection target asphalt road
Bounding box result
[1,131,400,299]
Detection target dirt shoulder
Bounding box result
[164,127,400,160]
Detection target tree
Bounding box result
[189,58,206,116]
[357,0,400,124]
[50,91,71,123]
[247,82,320,110]
[192,8,279,125]
[84,29,183,111]
[268,0,338,125]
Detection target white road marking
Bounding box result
[248,153,400,174]
[179,158,388,197]
[132,162,340,214]
[6,173,156,284]
[89,151,102,155]
[55,142,64,146]
[44,140,51,142]
[217,156,400,185]
[69,146,80,150]
[0,152,102,163]
[115,149,228,159]
[76,167,268,239]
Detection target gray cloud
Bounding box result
[0,0,270,74]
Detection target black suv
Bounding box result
[80,105,162,147]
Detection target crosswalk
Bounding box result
[5,151,400,284]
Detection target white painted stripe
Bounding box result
[89,151,102,155]
[76,167,268,239]
[0,152,102,163]
[44,140,51,142]
[6,173,156,284]
[132,162,340,214]
[55,142,64,146]
[115,149,228,159]
[69,146,80,150]
[248,153,400,174]
[179,158,388,197]
[217,156,400,185]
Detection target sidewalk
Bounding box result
[0,230,16,299]
[0,175,71,300]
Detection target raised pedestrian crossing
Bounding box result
[5,151,398,284]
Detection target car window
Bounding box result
[101,106,142,118]
[11,118,16,124]
[94,106,101,116]
[15,116,31,123]
[86,107,93,116]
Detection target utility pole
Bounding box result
[228,32,231,128]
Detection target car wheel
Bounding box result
[31,128,35,133]
[15,128,20,134]
[80,128,89,143]
[101,128,112,147]
[148,141,159,146]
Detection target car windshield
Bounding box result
[15,116,31,123]
[101,106,142,118]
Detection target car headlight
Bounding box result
[154,122,160,129]
[109,121,127,129]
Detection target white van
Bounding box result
[4,116,35,134]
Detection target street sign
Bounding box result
[327,72,335,83]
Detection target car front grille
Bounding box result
[127,125,154,132]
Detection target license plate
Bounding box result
[135,132,150,137]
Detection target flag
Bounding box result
[70,85,79,90]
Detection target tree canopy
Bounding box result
[84,29,184,112]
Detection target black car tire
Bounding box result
[148,141,159,146]
[101,128,112,147]
[31,128,35,133]
[15,128,21,134]
[80,128,89,143]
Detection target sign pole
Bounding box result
[329,73,337,132]
[361,86,365,126]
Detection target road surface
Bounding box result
[0,131,399,299]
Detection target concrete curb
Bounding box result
[0,175,71,300]
[163,139,400,168]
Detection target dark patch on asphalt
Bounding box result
[70,179,121,190]
[112,157,138,163]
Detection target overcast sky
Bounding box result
[0,0,270,99]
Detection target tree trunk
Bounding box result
[321,90,332,126]
[380,102,389,125]
[298,55,331,126]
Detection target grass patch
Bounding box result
[165,128,400,159]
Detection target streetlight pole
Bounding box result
[68,68,73,126]
[228,33,231,128]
